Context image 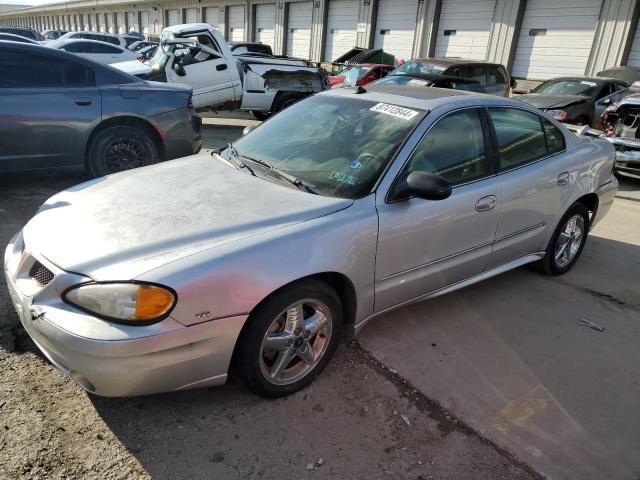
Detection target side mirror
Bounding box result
[173,62,186,76]
[242,124,257,135]
[390,171,452,202]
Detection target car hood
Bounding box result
[111,59,154,76]
[516,94,589,109]
[23,154,353,280]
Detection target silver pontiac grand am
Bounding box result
[5,86,618,398]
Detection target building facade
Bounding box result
[2,0,640,83]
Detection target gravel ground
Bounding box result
[0,139,540,480]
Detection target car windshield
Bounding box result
[150,32,195,70]
[532,80,599,96]
[391,60,446,76]
[224,95,423,199]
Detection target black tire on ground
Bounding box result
[540,202,590,276]
[250,110,271,121]
[271,92,305,114]
[232,279,343,398]
[87,125,159,178]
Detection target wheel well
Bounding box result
[575,193,599,225]
[85,116,166,166]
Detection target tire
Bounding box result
[87,125,159,178]
[250,110,271,121]
[232,280,343,398]
[541,203,590,275]
[271,92,304,114]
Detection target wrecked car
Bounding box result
[599,93,640,175]
[516,77,627,126]
[111,24,328,119]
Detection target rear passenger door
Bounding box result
[0,48,100,171]
[487,107,571,268]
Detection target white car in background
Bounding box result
[46,38,138,65]
[56,31,125,48]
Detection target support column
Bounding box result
[413,0,441,58]
[310,0,328,62]
[586,0,639,74]
[485,0,526,69]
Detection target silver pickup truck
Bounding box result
[113,23,328,118]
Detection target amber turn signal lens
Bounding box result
[135,285,175,320]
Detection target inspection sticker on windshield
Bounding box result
[370,103,419,120]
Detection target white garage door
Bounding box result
[626,25,640,67]
[140,11,149,36]
[127,12,136,32]
[324,0,358,61]
[99,13,106,32]
[512,0,601,80]
[287,2,313,58]
[434,0,496,60]
[117,12,125,33]
[228,5,245,41]
[185,8,198,24]
[205,7,219,28]
[167,9,180,26]
[373,0,419,61]
[255,4,276,48]
[106,14,113,33]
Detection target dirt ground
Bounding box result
[0,165,539,480]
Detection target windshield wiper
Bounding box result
[231,148,317,194]
[225,142,256,176]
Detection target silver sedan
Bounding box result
[5,86,618,398]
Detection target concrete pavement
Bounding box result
[359,175,640,479]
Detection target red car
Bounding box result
[330,63,395,88]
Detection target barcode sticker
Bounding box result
[370,103,419,120]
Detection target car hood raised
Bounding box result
[516,94,589,109]
[23,154,353,280]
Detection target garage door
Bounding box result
[255,4,276,49]
[205,7,219,28]
[185,8,198,24]
[141,11,149,36]
[626,25,640,67]
[167,9,180,26]
[117,12,125,34]
[99,13,106,32]
[373,0,419,61]
[434,0,496,59]
[228,5,245,41]
[287,1,313,58]
[106,14,113,33]
[324,0,358,61]
[512,0,601,80]
[127,12,136,32]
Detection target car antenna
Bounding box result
[355,86,367,94]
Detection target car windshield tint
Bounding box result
[532,80,598,97]
[227,95,423,199]
[391,60,446,76]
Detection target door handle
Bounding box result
[557,172,570,186]
[74,98,92,106]
[475,195,496,212]
[216,63,228,71]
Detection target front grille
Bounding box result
[29,261,54,287]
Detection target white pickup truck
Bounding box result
[113,24,328,118]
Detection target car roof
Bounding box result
[0,32,38,43]
[543,76,618,84]
[410,57,504,68]
[53,38,124,48]
[165,23,217,35]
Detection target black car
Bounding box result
[516,77,628,126]
[0,26,44,42]
[0,41,201,177]
[372,58,513,97]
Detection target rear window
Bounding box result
[0,50,94,88]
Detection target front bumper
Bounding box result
[614,149,640,175]
[4,233,245,397]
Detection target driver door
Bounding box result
[166,40,237,109]
[374,107,502,312]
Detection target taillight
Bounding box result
[137,55,144,61]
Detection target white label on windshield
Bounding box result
[580,81,597,86]
[370,103,419,120]
[408,79,429,86]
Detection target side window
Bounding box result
[0,50,94,88]
[62,43,82,53]
[489,108,548,170]
[104,36,120,46]
[596,83,614,100]
[487,67,506,85]
[404,108,489,185]
[92,43,120,54]
[465,66,487,85]
[542,119,565,155]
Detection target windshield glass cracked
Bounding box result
[224,95,423,199]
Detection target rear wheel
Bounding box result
[87,125,159,177]
[272,92,305,114]
[541,203,590,275]
[233,280,342,398]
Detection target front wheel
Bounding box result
[87,125,159,177]
[233,280,342,397]
[541,203,590,275]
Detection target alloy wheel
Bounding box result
[103,137,148,174]
[554,214,585,268]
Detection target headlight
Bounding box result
[546,109,568,121]
[63,282,176,324]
